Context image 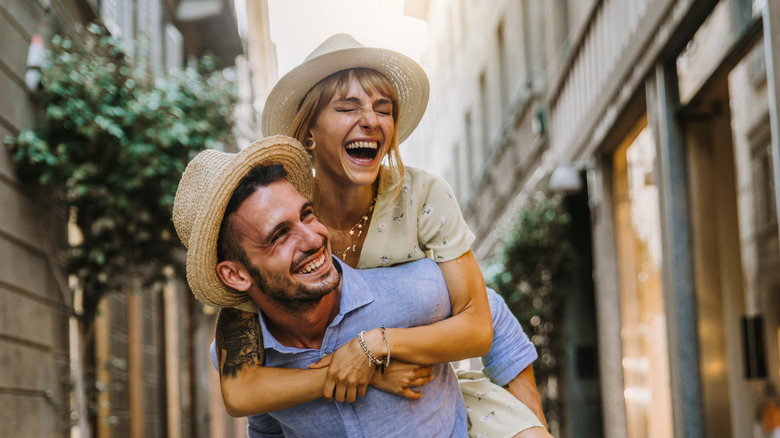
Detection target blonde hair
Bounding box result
[287,68,405,200]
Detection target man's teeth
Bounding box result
[346,141,377,150]
[299,254,326,273]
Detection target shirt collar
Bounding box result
[329,256,375,326]
[256,256,376,353]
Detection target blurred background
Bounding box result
[2,0,780,437]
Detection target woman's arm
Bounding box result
[357,250,493,365]
[215,307,433,416]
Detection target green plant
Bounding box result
[5,22,236,324]
[485,188,573,428]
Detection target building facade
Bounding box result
[1,0,250,436]
[1,2,91,436]
[405,0,780,437]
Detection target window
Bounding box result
[612,118,674,438]
[479,70,490,156]
[752,139,777,235]
[497,20,509,111]
[465,110,476,184]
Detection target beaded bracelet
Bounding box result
[357,330,381,368]
[357,328,392,374]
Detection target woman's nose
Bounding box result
[360,109,379,129]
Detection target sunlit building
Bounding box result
[405,0,780,437]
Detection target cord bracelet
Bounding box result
[378,326,391,372]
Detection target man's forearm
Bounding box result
[504,365,547,429]
[215,308,327,416]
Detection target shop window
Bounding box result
[752,140,777,237]
[612,119,674,438]
[748,39,767,88]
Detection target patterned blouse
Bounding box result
[357,166,475,269]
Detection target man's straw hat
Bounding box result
[262,33,429,144]
[172,136,313,308]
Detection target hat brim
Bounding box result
[185,136,313,308]
[262,47,429,144]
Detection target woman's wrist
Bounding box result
[364,328,387,358]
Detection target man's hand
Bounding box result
[370,360,435,400]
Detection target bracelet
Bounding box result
[378,326,391,374]
[357,331,381,368]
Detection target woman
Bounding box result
[221,33,550,437]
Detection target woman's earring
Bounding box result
[305,139,314,149]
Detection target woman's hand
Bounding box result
[309,332,381,403]
[370,359,435,400]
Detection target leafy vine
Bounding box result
[484,188,574,428]
[5,23,237,325]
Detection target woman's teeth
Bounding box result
[345,141,379,161]
[346,141,377,150]
[298,254,326,274]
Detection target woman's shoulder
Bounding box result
[377,165,442,198]
[403,165,437,180]
[401,166,450,189]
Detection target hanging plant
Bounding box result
[5,22,237,324]
[485,188,574,428]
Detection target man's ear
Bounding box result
[216,260,252,292]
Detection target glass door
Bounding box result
[612,116,674,438]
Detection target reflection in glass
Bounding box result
[612,119,674,438]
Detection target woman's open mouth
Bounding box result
[345,141,379,162]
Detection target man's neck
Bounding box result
[259,281,342,350]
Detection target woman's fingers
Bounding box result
[410,373,435,387]
[308,353,333,369]
[334,384,348,403]
[398,387,424,400]
[414,365,434,378]
[322,378,336,402]
[346,385,358,403]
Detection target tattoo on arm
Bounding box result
[215,308,265,379]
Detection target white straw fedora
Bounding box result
[262,33,430,144]
[172,135,313,308]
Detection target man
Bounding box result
[172,136,546,437]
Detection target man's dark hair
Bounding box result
[217,164,288,264]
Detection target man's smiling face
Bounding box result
[231,179,340,311]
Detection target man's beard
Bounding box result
[240,240,340,313]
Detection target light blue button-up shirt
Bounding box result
[211,257,537,437]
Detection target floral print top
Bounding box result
[357,166,475,269]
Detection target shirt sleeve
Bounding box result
[210,339,218,372]
[480,288,538,386]
[247,414,285,438]
[415,171,475,263]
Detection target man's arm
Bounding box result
[215,307,265,377]
[504,365,547,428]
[213,308,328,416]
[480,288,548,427]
